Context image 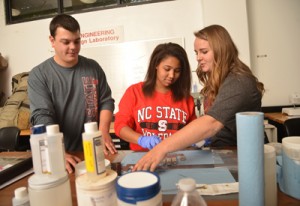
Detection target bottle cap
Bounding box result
[46,124,60,135]
[178,178,196,192]
[31,124,46,134]
[14,187,28,199]
[84,122,98,133]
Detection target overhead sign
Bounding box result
[80,26,124,48]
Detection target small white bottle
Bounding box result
[193,82,198,93]
[46,124,67,178]
[12,187,30,206]
[171,178,207,206]
[82,122,106,181]
[30,124,50,175]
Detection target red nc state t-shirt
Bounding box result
[114,82,197,151]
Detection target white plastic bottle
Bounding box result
[46,124,67,178]
[82,122,106,181]
[30,124,50,175]
[171,178,207,206]
[12,187,30,206]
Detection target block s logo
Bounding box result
[158,120,167,132]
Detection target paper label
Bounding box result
[39,139,51,174]
[83,140,95,173]
[197,182,239,196]
[93,136,105,175]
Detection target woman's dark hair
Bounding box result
[142,42,192,101]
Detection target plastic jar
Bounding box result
[282,136,300,162]
[75,159,111,177]
[279,136,300,199]
[116,171,162,206]
[76,169,118,206]
[28,174,72,206]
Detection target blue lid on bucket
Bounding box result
[116,171,161,204]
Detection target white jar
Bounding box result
[28,174,72,206]
[280,137,300,199]
[76,169,118,206]
[116,171,162,206]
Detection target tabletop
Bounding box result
[264,112,289,125]
[0,149,300,206]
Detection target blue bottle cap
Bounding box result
[31,124,46,134]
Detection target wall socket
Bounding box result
[290,93,300,104]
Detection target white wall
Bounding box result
[0,0,204,100]
[6,0,295,108]
[247,0,300,106]
[202,0,250,66]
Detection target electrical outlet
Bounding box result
[290,93,300,104]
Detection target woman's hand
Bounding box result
[132,145,167,172]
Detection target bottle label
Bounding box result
[83,140,95,173]
[61,139,66,166]
[39,139,51,174]
[93,136,105,175]
[83,136,105,175]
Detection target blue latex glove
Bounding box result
[138,135,162,150]
[204,138,212,147]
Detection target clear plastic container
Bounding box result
[171,178,207,206]
[46,124,67,178]
[28,174,72,206]
[30,124,50,175]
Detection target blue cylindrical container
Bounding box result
[116,171,162,205]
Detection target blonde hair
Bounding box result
[194,25,264,102]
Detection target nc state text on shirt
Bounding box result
[137,106,188,124]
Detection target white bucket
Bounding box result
[279,136,300,199]
[282,136,300,162]
[76,169,118,206]
[116,171,162,206]
[28,174,72,206]
[75,159,111,177]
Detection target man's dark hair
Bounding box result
[49,14,80,37]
